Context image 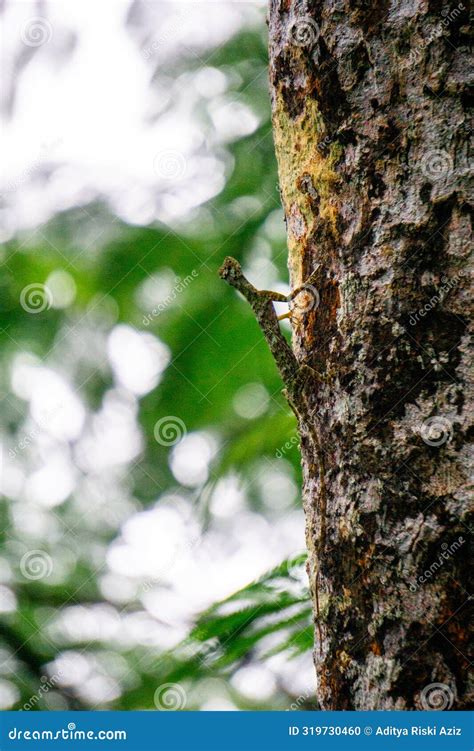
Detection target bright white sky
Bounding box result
[0,0,264,234]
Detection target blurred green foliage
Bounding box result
[0,14,314,711]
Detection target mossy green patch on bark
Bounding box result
[272,90,341,285]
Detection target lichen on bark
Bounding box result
[272,92,341,285]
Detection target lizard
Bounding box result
[218,256,327,656]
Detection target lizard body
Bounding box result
[219,256,327,656]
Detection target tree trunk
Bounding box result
[268,0,472,710]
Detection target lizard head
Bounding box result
[218,256,242,285]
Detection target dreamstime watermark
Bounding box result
[21,671,64,711]
[153,149,187,181]
[180,638,220,668]
[420,682,454,710]
[154,682,187,711]
[317,133,335,154]
[273,552,308,596]
[420,416,453,447]
[283,555,308,593]
[21,17,53,47]
[287,687,313,711]
[9,404,63,460]
[407,3,465,65]
[20,283,53,314]
[8,725,127,741]
[288,16,319,48]
[9,425,41,459]
[420,149,453,181]
[153,416,187,446]
[289,284,320,318]
[409,536,465,592]
[20,550,53,581]
[142,270,198,326]
[275,434,299,459]
[408,270,465,325]
[174,637,221,676]
[142,10,187,59]
[2,139,62,195]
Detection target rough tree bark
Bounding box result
[266,0,472,710]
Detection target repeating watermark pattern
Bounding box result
[283,555,308,594]
[9,426,41,459]
[20,550,53,581]
[153,150,187,181]
[154,683,187,711]
[317,133,335,155]
[20,283,53,314]
[288,17,319,48]
[440,4,465,21]
[153,416,187,446]
[287,687,313,711]
[420,149,453,181]
[420,682,454,710]
[21,671,63,711]
[409,536,465,592]
[289,284,320,318]
[142,271,198,326]
[180,638,220,668]
[275,434,299,459]
[407,3,465,65]
[420,416,452,447]
[9,404,64,460]
[142,10,187,59]
[21,17,53,47]
[408,25,442,64]
[408,270,465,325]
[2,138,62,195]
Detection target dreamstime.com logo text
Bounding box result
[143,270,198,326]
[2,138,62,195]
[406,3,465,65]
[21,671,64,711]
[275,434,299,459]
[409,536,465,592]
[408,270,465,325]
[142,9,187,59]
[9,404,63,459]
[8,723,127,742]
[286,687,315,711]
